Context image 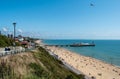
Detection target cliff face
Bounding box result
[0,47,84,79]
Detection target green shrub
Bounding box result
[0,35,20,47]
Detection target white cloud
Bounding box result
[2,27,8,32]
[18,29,23,33]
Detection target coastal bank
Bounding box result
[0,46,84,79]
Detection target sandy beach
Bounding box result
[46,46,120,79]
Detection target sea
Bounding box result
[43,39,120,66]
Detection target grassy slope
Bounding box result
[0,47,84,79]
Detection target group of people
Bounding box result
[4,47,11,51]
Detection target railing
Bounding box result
[0,46,36,57]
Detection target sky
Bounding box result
[0,0,120,39]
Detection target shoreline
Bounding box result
[45,46,120,79]
[67,48,120,69]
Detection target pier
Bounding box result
[45,43,95,47]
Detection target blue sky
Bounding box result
[0,0,120,39]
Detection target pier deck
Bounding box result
[45,44,95,47]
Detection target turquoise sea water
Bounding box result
[43,39,120,66]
